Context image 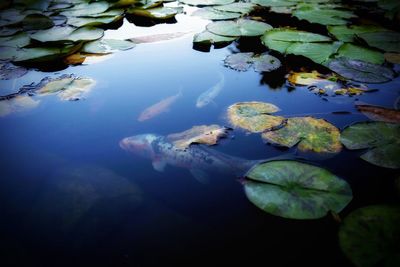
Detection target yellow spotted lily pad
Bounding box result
[244,160,353,219]
[167,125,230,149]
[340,121,400,169]
[227,102,285,133]
[262,117,342,154]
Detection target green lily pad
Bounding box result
[127,6,182,19]
[357,31,400,53]
[293,5,356,26]
[327,58,394,83]
[178,0,235,6]
[61,1,110,17]
[286,42,339,64]
[192,7,242,20]
[213,3,255,14]
[193,30,236,44]
[13,43,80,63]
[224,52,254,71]
[341,121,400,168]
[82,39,135,54]
[262,117,342,154]
[207,19,272,37]
[21,14,54,30]
[0,27,21,37]
[227,101,285,132]
[31,26,104,43]
[336,43,385,65]
[0,46,19,61]
[0,32,30,48]
[250,0,296,7]
[339,205,400,267]
[261,28,331,54]
[327,25,389,42]
[244,160,353,219]
[67,15,122,28]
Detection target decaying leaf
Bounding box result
[287,71,327,86]
[262,117,342,154]
[63,53,86,65]
[167,125,230,149]
[384,52,400,64]
[245,160,353,219]
[356,103,400,123]
[341,121,400,169]
[227,102,285,133]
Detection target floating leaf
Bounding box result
[227,101,285,133]
[193,30,236,44]
[287,71,326,86]
[31,26,104,43]
[293,5,356,26]
[82,39,135,54]
[341,121,400,168]
[178,0,235,6]
[0,32,30,48]
[213,3,255,14]
[262,117,342,154]
[327,25,388,42]
[0,95,40,117]
[358,31,400,53]
[60,2,110,17]
[207,19,272,37]
[167,125,230,149]
[327,58,394,83]
[130,32,190,43]
[127,6,182,19]
[67,15,122,28]
[63,53,86,65]
[336,43,384,65]
[0,46,19,61]
[356,103,400,123]
[384,52,400,64]
[21,14,54,30]
[250,0,296,7]
[192,7,242,20]
[224,52,254,71]
[13,44,80,63]
[252,54,281,72]
[339,205,400,267]
[0,62,28,80]
[244,160,352,219]
[285,42,338,64]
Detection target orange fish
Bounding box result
[138,90,182,122]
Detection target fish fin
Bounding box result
[152,159,167,172]
[190,169,210,184]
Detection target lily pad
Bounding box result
[130,32,190,43]
[178,0,235,6]
[285,42,339,64]
[287,71,327,86]
[250,0,296,7]
[67,15,122,28]
[0,62,28,80]
[356,103,400,123]
[0,32,30,48]
[31,26,104,43]
[339,205,400,267]
[358,31,400,53]
[60,2,110,17]
[227,101,285,133]
[262,117,342,154]
[293,5,356,26]
[327,58,394,83]
[167,125,230,149]
[336,43,384,65]
[252,54,281,72]
[224,52,254,71]
[385,52,400,64]
[244,160,352,219]
[13,44,80,63]
[192,7,242,20]
[21,14,54,30]
[327,25,389,42]
[340,121,400,168]
[127,6,182,19]
[207,19,272,37]
[82,39,135,54]
[213,3,255,14]
[193,30,236,45]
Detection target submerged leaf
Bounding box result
[245,160,352,219]
[339,205,400,267]
[327,58,394,83]
[224,52,254,71]
[207,19,272,37]
[167,125,230,149]
[356,103,400,123]
[0,62,28,80]
[82,39,135,54]
[341,121,400,168]
[252,54,281,72]
[227,101,285,133]
[262,117,342,154]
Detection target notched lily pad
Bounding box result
[244,160,353,219]
[227,101,285,133]
[262,117,342,154]
[339,205,400,267]
[167,125,230,149]
[207,19,272,37]
[341,121,400,168]
[327,58,394,83]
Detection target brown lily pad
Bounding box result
[356,103,400,123]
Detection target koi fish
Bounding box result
[119,134,260,183]
[138,90,182,121]
[196,73,225,108]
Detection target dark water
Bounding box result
[1,10,400,267]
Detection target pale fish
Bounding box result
[196,73,225,108]
[138,90,182,122]
[119,134,260,184]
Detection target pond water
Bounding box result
[1,1,400,267]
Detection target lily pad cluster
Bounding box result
[227,101,342,154]
[244,160,353,219]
